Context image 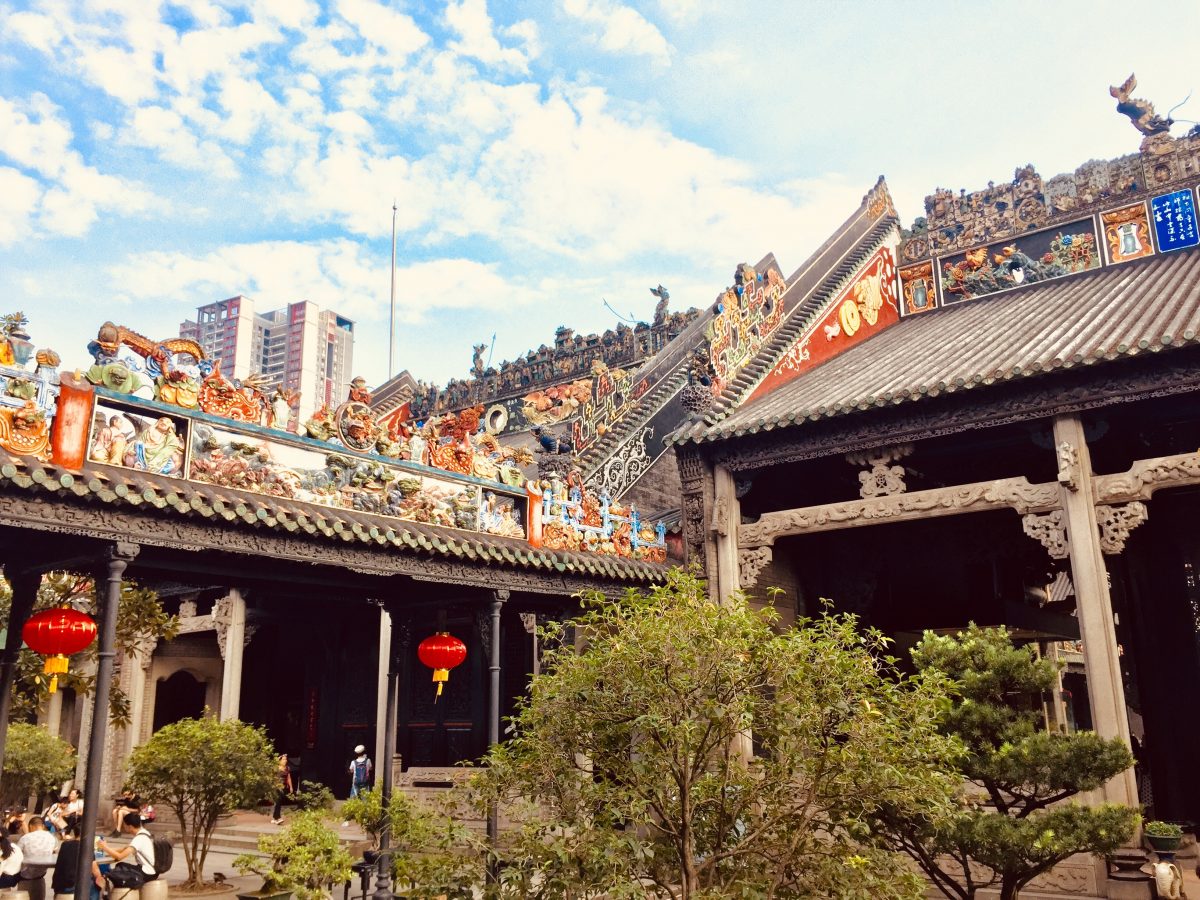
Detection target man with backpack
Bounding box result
[348,745,372,799]
[99,812,172,887]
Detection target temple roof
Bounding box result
[675,247,1200,444]
[0,452,667,583]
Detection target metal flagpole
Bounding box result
[388,202,397,379]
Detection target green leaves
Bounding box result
[0,722,75,807]
[127,716,277,888]
[477,569,961,899]
[885,625,1139,899]
[235,810,353,900]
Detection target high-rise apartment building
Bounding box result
[180,296,355,423]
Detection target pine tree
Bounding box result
[882,624,1137,900]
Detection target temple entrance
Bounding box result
[152,670,206,730]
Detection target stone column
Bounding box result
[374,603,391,775]
[218,589,247,721]
[712,464,741,603]
[1052,415,1137,806]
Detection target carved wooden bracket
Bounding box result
[846,444,913,499]
[1096,502,1148,555]
[1022,510,1069,560]
[738,546,773,590]
[739,475,1060,548]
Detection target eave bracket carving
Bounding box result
[1096,502,1148,555]
[1022,510,1069,560]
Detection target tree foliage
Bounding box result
[881,625,1138,900]
[0,572,178,725]
[235,810,354,900]
[478,570,963,899]
[127,715,277,888]
[1,722,75,807]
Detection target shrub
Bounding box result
[0,723,74,808]
[235,810,353,900]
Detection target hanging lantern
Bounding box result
[417,632,467,701]
[22,607,97,693]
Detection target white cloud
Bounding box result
[561,0,672,65]
[445,0,537,72]
[0,94,159,238]
[0,168,41,246]
[107,240,530,324]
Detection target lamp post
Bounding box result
[75,542,138,900]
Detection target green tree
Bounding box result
[235,810,354,900]
[127,715,277,888]
[1,722,75,807]
[478,570,962,900]
[0,572,178,724]
[881,624,1137,900]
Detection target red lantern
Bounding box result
[417,632,467,701]
[22,607,97,693]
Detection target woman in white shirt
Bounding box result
[0,832,25,888]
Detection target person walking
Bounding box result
[348,745,372,799]
[270,755,293,825]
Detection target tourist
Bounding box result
[270,755,292,825]
[110,789,141,837]
[63,789,83,831]
[43,797,66,834]
[18,815,56,882]
[51,824,105,900]
[348,745,372,799]
[99,813,157,888]
[0,832,24,889]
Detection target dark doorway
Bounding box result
[152,671,206,731]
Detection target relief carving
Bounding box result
[1093,450,1200,504]
[740,477,1060,548]
[846,444,913,498]
[738,546,773,590]
[1056,441,1081,492]
[1022,510,1069,560]
[1096,501,1148,555]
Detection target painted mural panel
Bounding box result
[1150,189,1199,253]
[899,261,937,316]
[188,422,526,538]
[748,246,899,403]
[939,218,1099,303]
[88,401,187,477]
[1100,202,1154,265]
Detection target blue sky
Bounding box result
[2,0,1199,389]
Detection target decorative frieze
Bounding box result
[1092,450,1200,504]
[739,476,1060,548]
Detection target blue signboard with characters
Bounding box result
[1151,189,1199,253]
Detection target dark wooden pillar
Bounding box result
[486,589,508,879]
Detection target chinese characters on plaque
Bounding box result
[1151,189,1199,253]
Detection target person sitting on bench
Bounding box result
[98,813,157,884]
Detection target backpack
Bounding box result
[151,835,173,874]
[353,758,370,785]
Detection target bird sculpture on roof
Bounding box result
[650,284,670,324]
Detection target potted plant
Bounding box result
[235,810,354,900]
[1144,820,1184,853]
